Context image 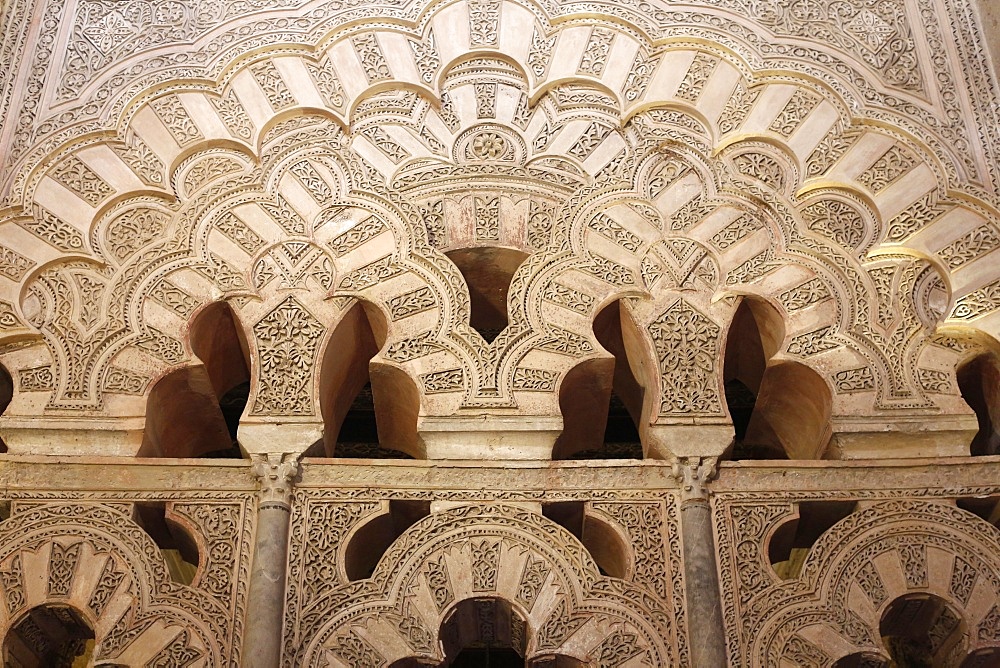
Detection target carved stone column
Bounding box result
[672,456,727,667]
[244,453,299,668]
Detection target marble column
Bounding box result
[673,456,727,667]
[243,453,299,668]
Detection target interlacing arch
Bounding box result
[0,0,998,459]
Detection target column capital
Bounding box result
[670,455,718,503]
[251,453,300,510]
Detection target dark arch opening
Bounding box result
[880,593,967,666]
[958,352,1000,455]
[0,362,11,453]
[724,298,831,459]
[446,247,529,343]
[963,648,1000,667]
[318,301,419,459]
[441,598,527,667]
[832,652,888,667]
[555,300,644,460]
[768,500,856,579]
[724,300,770,451]
[140,302,250,458]
[543,501,630,578]
[3,604,94,667]
[343,500,430,581]
[133,501,200,585]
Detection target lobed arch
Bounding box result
[0,502,229,666]
[287,503,677,667]
[5,0,988,206]
[744,500,1000,666]
[0,0,997,459]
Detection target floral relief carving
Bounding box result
[649,299,723,416]
[251,297,325,416]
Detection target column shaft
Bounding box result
[680,498,728,667]
[243,454,298,668]
[673,456,727,667]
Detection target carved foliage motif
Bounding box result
[717,496,1000,666]
[0,0,995,434]
[649,299,722,416]
[284,499,678,666]
[251,297,325,415]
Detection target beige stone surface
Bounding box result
[0,0,998,664]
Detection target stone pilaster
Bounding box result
[244,453,299,668]
[672,456,727,667]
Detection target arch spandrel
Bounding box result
[0,0,997,460]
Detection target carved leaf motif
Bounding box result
[649,299,722,416]
[251,297,325,415]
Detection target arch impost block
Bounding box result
[643,422,733,460]
[0,415,146,456]
[418,414,563,460]
[827,414,979,459]
[238,420,323,457]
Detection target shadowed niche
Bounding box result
[343,500,430,581]
[3,605,94,667]
[133,501,200,585]
[556,299,644,460]
[446,247,529,344]
[317,301,420,459]
[0,362,11,453]
[724,298,831,460]
[768,500,856,579]
[880,593,967,666]
[441,598,527,667]
[543,501,630,578]
[958,352,1000,455]
[141,301,250,458]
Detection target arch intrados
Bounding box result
[86,190,179,236]
[347,80,440,126]
[187,300,251,396]
[553,355,615,459]
[16,257,105,307]
[581,510,633,579]
[623,101,715,142]
[140,363,234,458]
[167,140,258,184]
[729,295,785,364]
[796,184,882,222]
[437,50,529,87]
[316,299,425,457]
[256,106,349,157]
[530,77,622,111]
[716,132,806,178]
